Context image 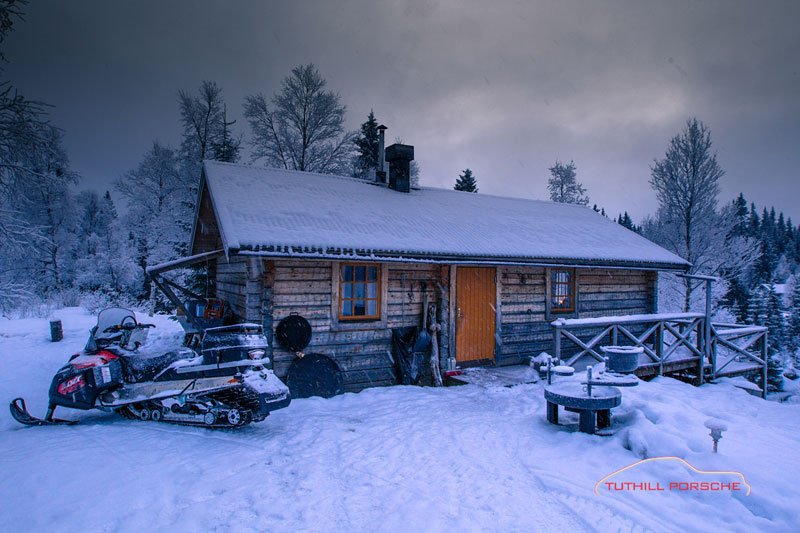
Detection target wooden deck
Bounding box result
[550,312,768,396]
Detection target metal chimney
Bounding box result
[385,143,414,193]
[376,124,387,184]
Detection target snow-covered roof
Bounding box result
[198,161,689,270]
[760,283,787,295]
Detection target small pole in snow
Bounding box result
[705,419,728,453]
[50,320,63,342]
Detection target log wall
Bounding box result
[215,256,248,319]
[497,267,657,366]
[269,260,449,392]
[212,258,657,391]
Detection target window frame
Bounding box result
[337,263,382,322]
[547,268,578,318]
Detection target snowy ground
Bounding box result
[1,308,799,532]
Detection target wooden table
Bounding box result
[544,383,622,434]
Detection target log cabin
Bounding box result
[188,145,690,392]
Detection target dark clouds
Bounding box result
[6,0,800,221]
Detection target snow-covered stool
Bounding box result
[544,382,622,434]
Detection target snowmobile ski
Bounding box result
[9,398,77,427]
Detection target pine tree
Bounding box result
[731,193,749,236]
[547,160,588,205]
[454,168,478,192]
[748,202,760,235]
[723,277,750,323]
[74,190,135,297]
[617,212,640,233]
[750,283,785,391]
[786,279,800,362]
[353,110,380,178]
[210,104,240,163]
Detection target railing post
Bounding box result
[611,326,618,346]
[553,323,562,361]
[656,322,664,376]
[701,278,712,385]
[698,318,705,386]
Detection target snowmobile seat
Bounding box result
[119,350,195,383]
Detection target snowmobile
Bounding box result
[10,306,291,428]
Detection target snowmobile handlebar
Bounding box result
[102,323,155,334]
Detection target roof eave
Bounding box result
[233,245,689,272]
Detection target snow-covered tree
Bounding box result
[786,279,800,362]
[454,168,478,192]
[24,128,79,294]
[244,64,355,175]
[0,116,78,304]
[646,119,759,311]
[116,142,186,304]
[547,160,588,205]
[74,190,136,298]
[748,283,785,391]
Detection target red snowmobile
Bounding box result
[10,307,290,428]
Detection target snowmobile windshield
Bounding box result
[95,308,137,339]
[90,308,149,351]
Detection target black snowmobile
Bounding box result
[10,306,291,428]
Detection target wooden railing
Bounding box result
[551,312,768,398]
[709,323,768,386]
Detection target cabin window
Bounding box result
[339,264,381,320]
[550,269,575,313]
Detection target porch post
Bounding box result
[700,278,713,385]
[553,323,562,361]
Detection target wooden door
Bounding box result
[455,267,496,365]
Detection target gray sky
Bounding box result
[6,0,800,222]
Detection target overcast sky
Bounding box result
[6,0,799,222]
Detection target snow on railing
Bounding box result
[550,313,767,398]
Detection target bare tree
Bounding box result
[548,160,589,205]
[244,64,355,175]
[647,118,757,311]
[178,80,241,182]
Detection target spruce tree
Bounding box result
[750,283,785,391]
[454,168,478,192]
[617,212,640,233]
[353,110,380,178]
[787,280,800,362]
[210,104,241,163]
[731,193,749,236]
[723,277,750,323]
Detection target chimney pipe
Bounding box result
[376,124,388,184]
[385,143,414,193]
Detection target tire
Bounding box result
[226,409,241,426]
